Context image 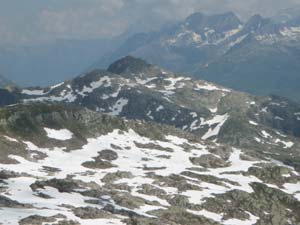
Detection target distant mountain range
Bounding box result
[1,56,300,224]
[94,10,300,102]
[1,10,300,103]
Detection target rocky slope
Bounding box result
[14,57,300,167]
[94,11,300,102]
[0,103,300,225]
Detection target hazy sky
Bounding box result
[1,0,300,45]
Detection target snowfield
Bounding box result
[44,128,73,140]
[1,128,299,224]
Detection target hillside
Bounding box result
[17,56,300,163]
[0,103,299,224]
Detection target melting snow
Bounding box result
[190,112,197,118]
[209,107,218,113]
[22,82,65,96]
[4,135,19,142]
[146,110,154,119]
[195,83,230,92]
[275,139,294,148]
[202,114,229,140]
[249,121,258,126]
[261,130,272,139]
[283,182,300,200]
[164,77,185,91]
[156,105,164,112]
[280,27,300,38]
[44,128,73,140]
[135,77,157,85]
[21,89,46,96]
[0,128,298,224]
[77,76,111,97]
[50,82,64,89]
[109,98,128,116]
[23,88,77,103]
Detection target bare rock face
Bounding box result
[73,207,112,219]
[190,154,230,168]
[98,149,118,161]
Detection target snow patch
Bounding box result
[156,105,164,112]
[109,98,128,116]
[21,89,46,96]
[77,76,111,97]
[275,139,294,148]
[4,136,19,142]
[202,114,229,140]
[249,121,258,126]
[261,130,272,139]
[195,83,230,92]
[44,128,73,140]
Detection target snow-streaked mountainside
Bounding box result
[16,57,300,153]
[0,57,300,224]
[0,103,299,225]
[94,11,300,102]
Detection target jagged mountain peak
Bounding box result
[92,11,300,103]
[243,14,269,32]
[107,55,153,75]
[184,11,242,33]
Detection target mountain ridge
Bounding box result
[1,56,298,167]
[91,11,300,102]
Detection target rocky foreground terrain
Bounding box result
[0,57,300,224]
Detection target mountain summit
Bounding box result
[185,12,242,33]
[107,55,152,75]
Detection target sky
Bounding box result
[1,0,300,45]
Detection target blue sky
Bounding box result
[1,0,300,45]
